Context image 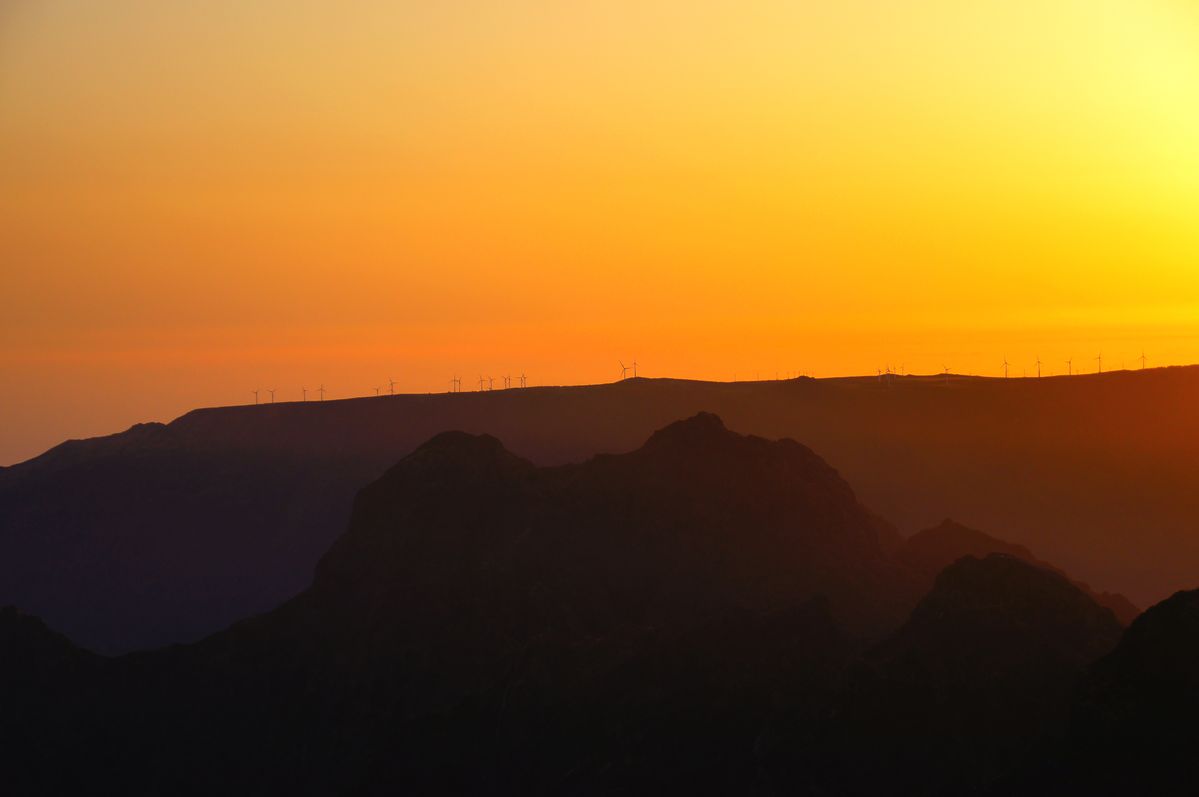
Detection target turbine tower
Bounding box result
[302,386,308,402]
[519,372,527,388]
[619,361,630,380]
[252,389,259,405]
[374,386,381,396]
[1066,358,1073,376]
[633,360,638,378]
[1096,353,1103,374]
[1036,355,1042,379]
[317,384,326,401]
[1003,356,1010,379]
[1139,351,1148,370]
[268,388,276,403]
[389,377,396,395]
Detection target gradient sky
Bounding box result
[2,0,1198,464]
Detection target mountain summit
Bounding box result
[1,414,1192,795]
[3,414,916,793]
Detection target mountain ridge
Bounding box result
[4,368,1195,652]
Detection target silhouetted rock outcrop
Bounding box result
[4,415,1192,795]
[1020,588,1199,795]
[795,554,1124,795]
[0,415,909,794]
[0,607,105,793]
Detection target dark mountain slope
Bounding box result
[4,366,1195,653]
[0,607,108,793]
[5,417,1195,795]
[4,415,906,795]
[795,554,1124,796]
[1020,588,1199,795]
[900,519,1139,624]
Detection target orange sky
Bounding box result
[2,0,1199,464]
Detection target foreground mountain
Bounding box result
[4,367,1194,652]
[1016,587,1199,795]
[792,554,1124,795]
[4,417,1191,795]
[5,415,907,793]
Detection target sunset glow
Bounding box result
[3,0,1198,463]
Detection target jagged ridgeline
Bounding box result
[2,415,1193,795]
[4,369,1198,656]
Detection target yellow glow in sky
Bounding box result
[2,0,1199,462]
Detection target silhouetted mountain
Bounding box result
[0,607,105,793]
[4,417,1194,795]
[3,368,1191,652]
[792,554,1125,795]
[0,415,904,794]
[1016,588,1199,795]
[900,519,1140,624]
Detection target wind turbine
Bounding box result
[1095,353,1103,374]
[374,386,381,396]
[1066,358,1073,376]
[633,360,638,378]
[252,389,259,405]
[268,388,276,403]
[503,375,511,389]
[317,384,326,401]
[389,377,396,395]
[302,386,308,402]
[1036,355,1042,379]
[478,375,485,392]
[488,376,494,391]
[942,365,950,386]
[1139,351,1148,370]
[519,372,527,388]
[619,361,630,380]
[1002,356,1010,379]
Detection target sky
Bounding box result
[2,0,1198,464]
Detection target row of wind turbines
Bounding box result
[872,349,1151,383]
[247,348,1154,404]
[250,372,537,404]
[997,350,1148,379]
[447,373,529,393]
[249,359,645,404]
[251,385,327,404]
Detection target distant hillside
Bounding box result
[899,519,1139,624]
[2,366,1196,652]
